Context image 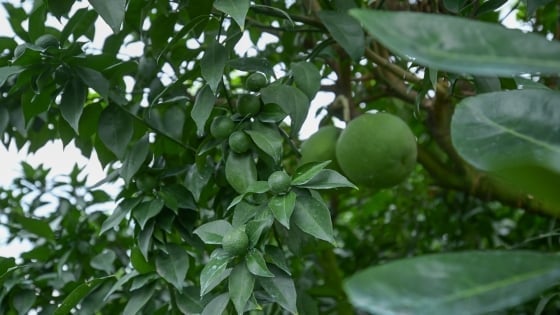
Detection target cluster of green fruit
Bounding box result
[301,112,417,189]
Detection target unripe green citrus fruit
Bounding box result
[336,112,417,189]
[300,125,342,170]
[237,94,262,117]
[245,72,268,91]
[35,34,59,49]
[228,131,251,154]
[268,171,291,194]
[210,115,235,139]
[222,226,249,256]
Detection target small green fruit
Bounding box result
[237,94,262,117]
[222,226,249,256]
[245,72,268,91]
[228,131,252,154]
[268,171,291,194]
[210,115,235,139]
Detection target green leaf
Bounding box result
[225,152,258,194]
[103,271,138,301]
[200,250,232,296]
[59,80,87,133]
[122,283,156,315]
[450,89,560,213]
[201,39,227,93]
[260,84,310,137]
[90,250,116,274]
[293,194,336,245]
[349,10,560,76]
[213,0,250,30]
[245,123,283,163]
[265,246,291,276]
[100,197,141,235]
[133,199,165,230]
[228,263,254,314]
[175,287,205,314]
[317,10,365,60]
[259,268,298,314]
[291,161,331,186]
[98,104,133,159]
[75,67,110,99]
[120,136,150,185]
[156,244,189,290]
[246,249,274,277]
[88,0,125,33]
[194,220,233,244]
[54,277,111,315]
[0,66,23,87]
[228,58,275,77]
[0,257,15,276]
[201,293,229,315]
[13,214,55,241]
[13,289,36,315]
[246,217,273,248]
[344,251,560,315]
[295,169,357,190]
[192,85,216,137]
[0,107,9,135]
[136,222,154,262]
[232,201,259,226]
[291,61,321,100]
[268,192,296,229]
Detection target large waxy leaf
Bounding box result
[292,195,336,245]
[13,290,36,315]
[225,152,258,194]
[202,293,229,315]
[201,39,227,93]
[194,220,233,244]
[98,104,133,159]
[349,10,560,76]
[200,251,232,296]
[122,283,156,315]
[291,61,321,100]
[268,192,296,229]
[53,277,112,315]
[213,0,250,30]
[120,136,150,185]
[132,199,165,230]
[451,89,560,213]
[260,84,310,137]
[344,251,560,315]
[12,214,55,241]
[228,263,254,314]
[100,197,141,235]
[59,79,87,133]
[0,66,23,87]
[259,268,298,314]
[88,0,125,33]
[317,10,365,60]
[192,85,216,137]
[245,123,283,163]
[156,244,189,290]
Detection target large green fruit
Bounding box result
[245,72,268,91]
[300,126,341,170]
[336,113,417,189]
[222,226,249,256]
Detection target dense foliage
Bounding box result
[1,0,560,314]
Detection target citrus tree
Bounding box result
[1,0,560,314]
